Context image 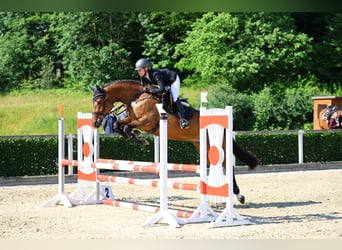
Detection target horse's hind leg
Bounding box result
[233,169,245,204]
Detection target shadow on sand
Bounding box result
[236,200,342,225]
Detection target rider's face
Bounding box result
[137,68,146,77]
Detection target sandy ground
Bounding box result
[0,169,342,239]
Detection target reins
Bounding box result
[92,87,148,117]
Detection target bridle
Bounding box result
[92,91,112,117]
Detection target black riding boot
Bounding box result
[175,98,189,129]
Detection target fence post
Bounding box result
[154,136,159,163]
[67,134,74,175]
[298,129,304,164]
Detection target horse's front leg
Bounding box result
[111,119,129,138]
[121,124,149,145]
[112,119,141,143]
[112,123,129,139]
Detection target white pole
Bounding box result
[94,127,100,201]
[44,118,75,207]
[159,112,168,212]
[226,106,234,223]
[143,104,181,227]
[154,136,160,163]
[298,129,304,164]
[67,134,73,175]
[58,118,65,195]
[199,107,207,203]
[77,113,82,164]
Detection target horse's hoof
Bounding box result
[248,164,259,171]
[130,137,142,145]
[248,156,259,170]
[131,140,141,145]
[237,194,245,204]
[140,139,149,145]
[131,138,149,145]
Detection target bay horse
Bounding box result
[318,106,342,129]
[91,80,259,204]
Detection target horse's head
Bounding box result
[91,85,113,128]
[91,80,151,128]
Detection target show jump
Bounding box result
[45,105,250,228]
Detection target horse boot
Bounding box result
[175,98,189,129]
[113,122,129,138]
[123,124,149,145]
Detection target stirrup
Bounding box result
[180,118,189,129]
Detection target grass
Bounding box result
[0,87,206,135]
[0,89,93,135]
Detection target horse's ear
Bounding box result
[96,85,102,91]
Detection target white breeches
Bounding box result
[170,75,180,102]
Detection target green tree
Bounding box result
[175,12,313,91]
[251,87,282,130]
[0,12,54,91]
[207,84,255,131]
[47,12,134,89]
[310,13,342,90]
[137,12,203,71]
[252,76,332,130]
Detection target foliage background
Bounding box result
[0,12,341,132]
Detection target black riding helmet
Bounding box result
[135,58,151,70]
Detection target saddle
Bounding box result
[161,91,193,120]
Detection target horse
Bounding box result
[318,106,342,129]
[91,79,259,204]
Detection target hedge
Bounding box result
[0,137,58,177]
[1,130,341,177]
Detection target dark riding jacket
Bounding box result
[141,69,178,94]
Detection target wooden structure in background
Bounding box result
[312,96,342,130]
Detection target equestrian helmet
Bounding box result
[135,58,151,70]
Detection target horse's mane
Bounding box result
[103,79,140,88]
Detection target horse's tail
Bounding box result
[233,139,259,170]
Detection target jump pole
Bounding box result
[97,174,200,191]
[142,103,183,227]
[60,158,199,173]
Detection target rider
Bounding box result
[328,112,341,129]
[134,58,189,129]
[102,111,117,134]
